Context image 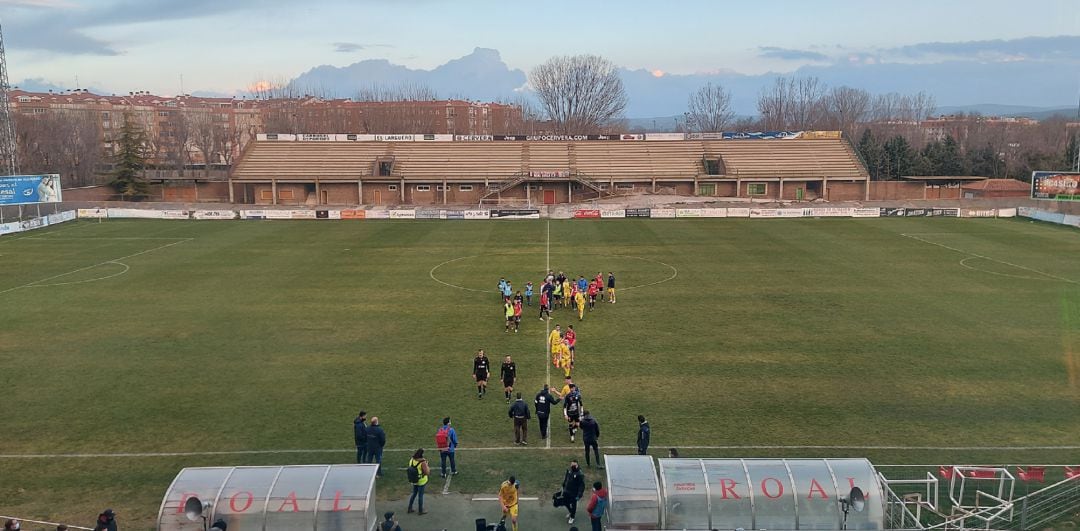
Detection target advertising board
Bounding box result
[651,208,676,218]
[573,209,601,219]
[600,209,625,218]
[0,175,62,205]
[624,208,651,218]
[1031,171,1080,201]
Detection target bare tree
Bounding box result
[758,76,828,130]
[15,109,104,186]
[189,110,221,178]
[686,82,735,132]
[826,86,871,136]
[529,54,627,134]
[355,82,438,102]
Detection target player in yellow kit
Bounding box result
[548,324,562,356]
[574,289,586,321]
[556,339,573,378]
[499,476,520,531]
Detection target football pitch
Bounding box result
[1,217,1079,528]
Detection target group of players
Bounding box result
[500,271,617,332]
[478,270,617,445]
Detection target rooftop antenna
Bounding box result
[0,18,18,175]
[180,73,184,97]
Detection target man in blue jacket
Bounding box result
[365,416,387,476]
[437,417,458,477]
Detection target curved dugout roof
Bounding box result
[157,464,378,531]
[605,456,885,530]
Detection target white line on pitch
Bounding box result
[0,238,192,295]
[901,233,1078,284]
[545,219,551,450]
[442,473,452,494]
[4,444,1079,459]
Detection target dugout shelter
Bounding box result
[604,456,885,530]
[157,464,378,531]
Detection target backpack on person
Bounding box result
[435,426,449,450]
[406,461,420,483]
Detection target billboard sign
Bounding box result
[0,175,62,205]
[1032,171,1080,201]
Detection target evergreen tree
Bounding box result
[966,143,1003,178]
[856,129,885,180]
[882,135,915,180]
[109,113,151,199]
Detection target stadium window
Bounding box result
[416,185,431,192]
[158,111,171,117]
[528,185,541,190]
[747,183,767,195]
[388,184,398,191]
[616,183,634,190]
[597,183,609,190]
[459,185,473,191]
[259,190,273,200]
[278,189,296,200]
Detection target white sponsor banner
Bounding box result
[699,208,728,218]
[997,208,1017,218]
[159,210,190,220]
[289,210,316,219]
[389,209,416,219]
[777,208,805,218]
[416,134,454,142]
[262,210,294,219]
[256,134,297,141]
[328,210,342,219]
[726,208,750,218]
[239,210,267,219]
[600,209,626,218]
[192,210,237,220]
[644,133,686,141]
[962,209,998,218]
[750,208,779,218]
[78,208,108,219]
[651,208,676,218]
[809,207,854,217]
[108,208,162,219]
[675,208,702,218]
[375,134,415,142]
[0,221,20,235]
[367,210,391,219]
[1018,207,1036,218]
[46,210,77,225]
[464,210,490,220]
[852,208,881,218]
[1065,214,1080,228]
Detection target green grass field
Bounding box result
[1,217,1079,529]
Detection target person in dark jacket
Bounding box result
[561,460,586,525]
[354,410,368,464]
[534,384,558,440]
[508,393,531,444]
[636,415,650,455]
[379,511,402,531]
[579,410,601,468]
[366,416,387,476]
[93,509,117,531]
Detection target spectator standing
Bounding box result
[353,410,368,464]
[561,460,586,525]
[586,482,608,531]
[366,416,387,476]
[93,509,117,531]
[534,384,557,439]
[580,410,601,468]
[508,392,531,445]
[637,415,650,455]
[3,520,19,531]
[406,449,430,515]
[436,417,458,477]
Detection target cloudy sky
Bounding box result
[1,0,1078,97]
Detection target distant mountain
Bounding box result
[932,104,1076,118]
[14,77,109,95]
[290,47,527,102]
[286,48,1079,120]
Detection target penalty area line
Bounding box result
[3,444,1078,459]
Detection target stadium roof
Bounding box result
[902,175,987,181]
[961,178,1031,191]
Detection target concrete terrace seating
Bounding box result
[232,137,868,183]
[233,142,387,180]
[391,143,523,179]
[572,141,704,178]
[704,139,867,179]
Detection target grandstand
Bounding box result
[229,133,869,206]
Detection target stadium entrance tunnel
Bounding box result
[158,464,378,531]
[603,456,888,530]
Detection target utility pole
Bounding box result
[0,18,18,176]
